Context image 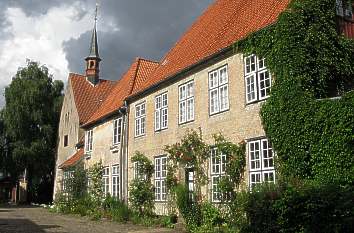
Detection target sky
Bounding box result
[0,0,213,107]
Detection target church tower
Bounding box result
[85,4,101,85]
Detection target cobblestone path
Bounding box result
[0,205,180,233]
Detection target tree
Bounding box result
[2,60,64,203]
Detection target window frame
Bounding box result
[244,55,272,104]
[210,148,228,203]
[178,80,195,124]
[154,156,167,202]
[113,118,123,145]
[208,65,230,115]
[135,101,146,137]
[248,138,275,189]
[85,129,93,152]
[111,164,119,198]
[155,92,168,131]
[102,166,110,197]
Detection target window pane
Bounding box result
[162,108,168,128]
[155,110,160,130]
[187,98,194,121]
[187,82,194,98]
[179,101,186,123]
[179,85,186,100]
[246,74,256,102]
[209,71,218,89]
[210,89,219,114]
[219,67,228,85]
[219,85,229,111]
[258,71,271,99]
[162,93,168,107]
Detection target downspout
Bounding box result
[118,101,129,203]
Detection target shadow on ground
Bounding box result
[0,219,65,233]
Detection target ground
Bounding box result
[0,205,181,233]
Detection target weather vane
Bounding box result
[95,1,99,22]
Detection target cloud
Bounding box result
[0,0,213,108]
[0,2,93,87]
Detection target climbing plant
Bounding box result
[164,129,210,204]
[235,0,354,184]
[129,151,155,216]
[88,161,104,204]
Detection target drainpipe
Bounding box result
[118,101,129,204]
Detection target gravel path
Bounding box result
[0,205,180,233]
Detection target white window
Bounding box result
[248,138,275,189]
[209,65,229,115]
[155,93,168,131]
[102,167,110,196]
[244,55,272,103]
[135,102,146,137]
[62,170,73,192]
[113,118,123,145]
[111,165,119,198]
[85,129,93,152]
[210,148,227,202]
[133,161,146,180]
[179,81,194,124]
[155,156,167,201]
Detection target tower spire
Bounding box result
[85,3,101,85]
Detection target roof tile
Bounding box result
[70,74,116,124]
[58,148,84,169]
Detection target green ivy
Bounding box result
[236,0,354,184]
[129,151,155,216]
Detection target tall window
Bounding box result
[210,149,227,202]
[155,93,168,131]
[135,102,146,137]
[244,55,272,103]
[63,135,68,147]
[113,118,123,145]
[133,161,145,180]
[179,81,194,124]
[103,167,110,196]
[85,129,93,152]
[209,65,229,115]
[111,165,119,198]
[248,138,275,189]
[155,156,167,201]
[62,170,73,192]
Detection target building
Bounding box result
[54,0,354,214]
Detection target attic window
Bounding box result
[64,135,68,147]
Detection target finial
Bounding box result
[95,2,99,22]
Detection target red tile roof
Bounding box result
[58,148,84,169]
[69,73,116,124]
[129,0,290,96]
[84,58,158,126]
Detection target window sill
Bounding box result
[134,134,146,139]
[84,152,92,160]
[178,119,194,126]
[154,128,168,133]
[209,108,230,117]
[245,98,267,106]
[110,144,120,153]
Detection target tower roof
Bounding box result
[86,5,100,60]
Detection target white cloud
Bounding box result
[0,1,119,87]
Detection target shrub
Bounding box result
[103,195,130,222]
[237,182,354,233]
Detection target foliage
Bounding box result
[103,195,130,222]
[165,129,210,203]
[129,151,155,216]
[65,164,87,200]
[214,134,246,202]
[87,161,104,204]
[175,184,202,232]
[235,0,354,184]
[2,60,64,203]
[235,182,354,233]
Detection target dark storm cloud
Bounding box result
[63,0,213,80]
[0,0,212,82]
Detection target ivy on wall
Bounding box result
[236,0,354,184]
